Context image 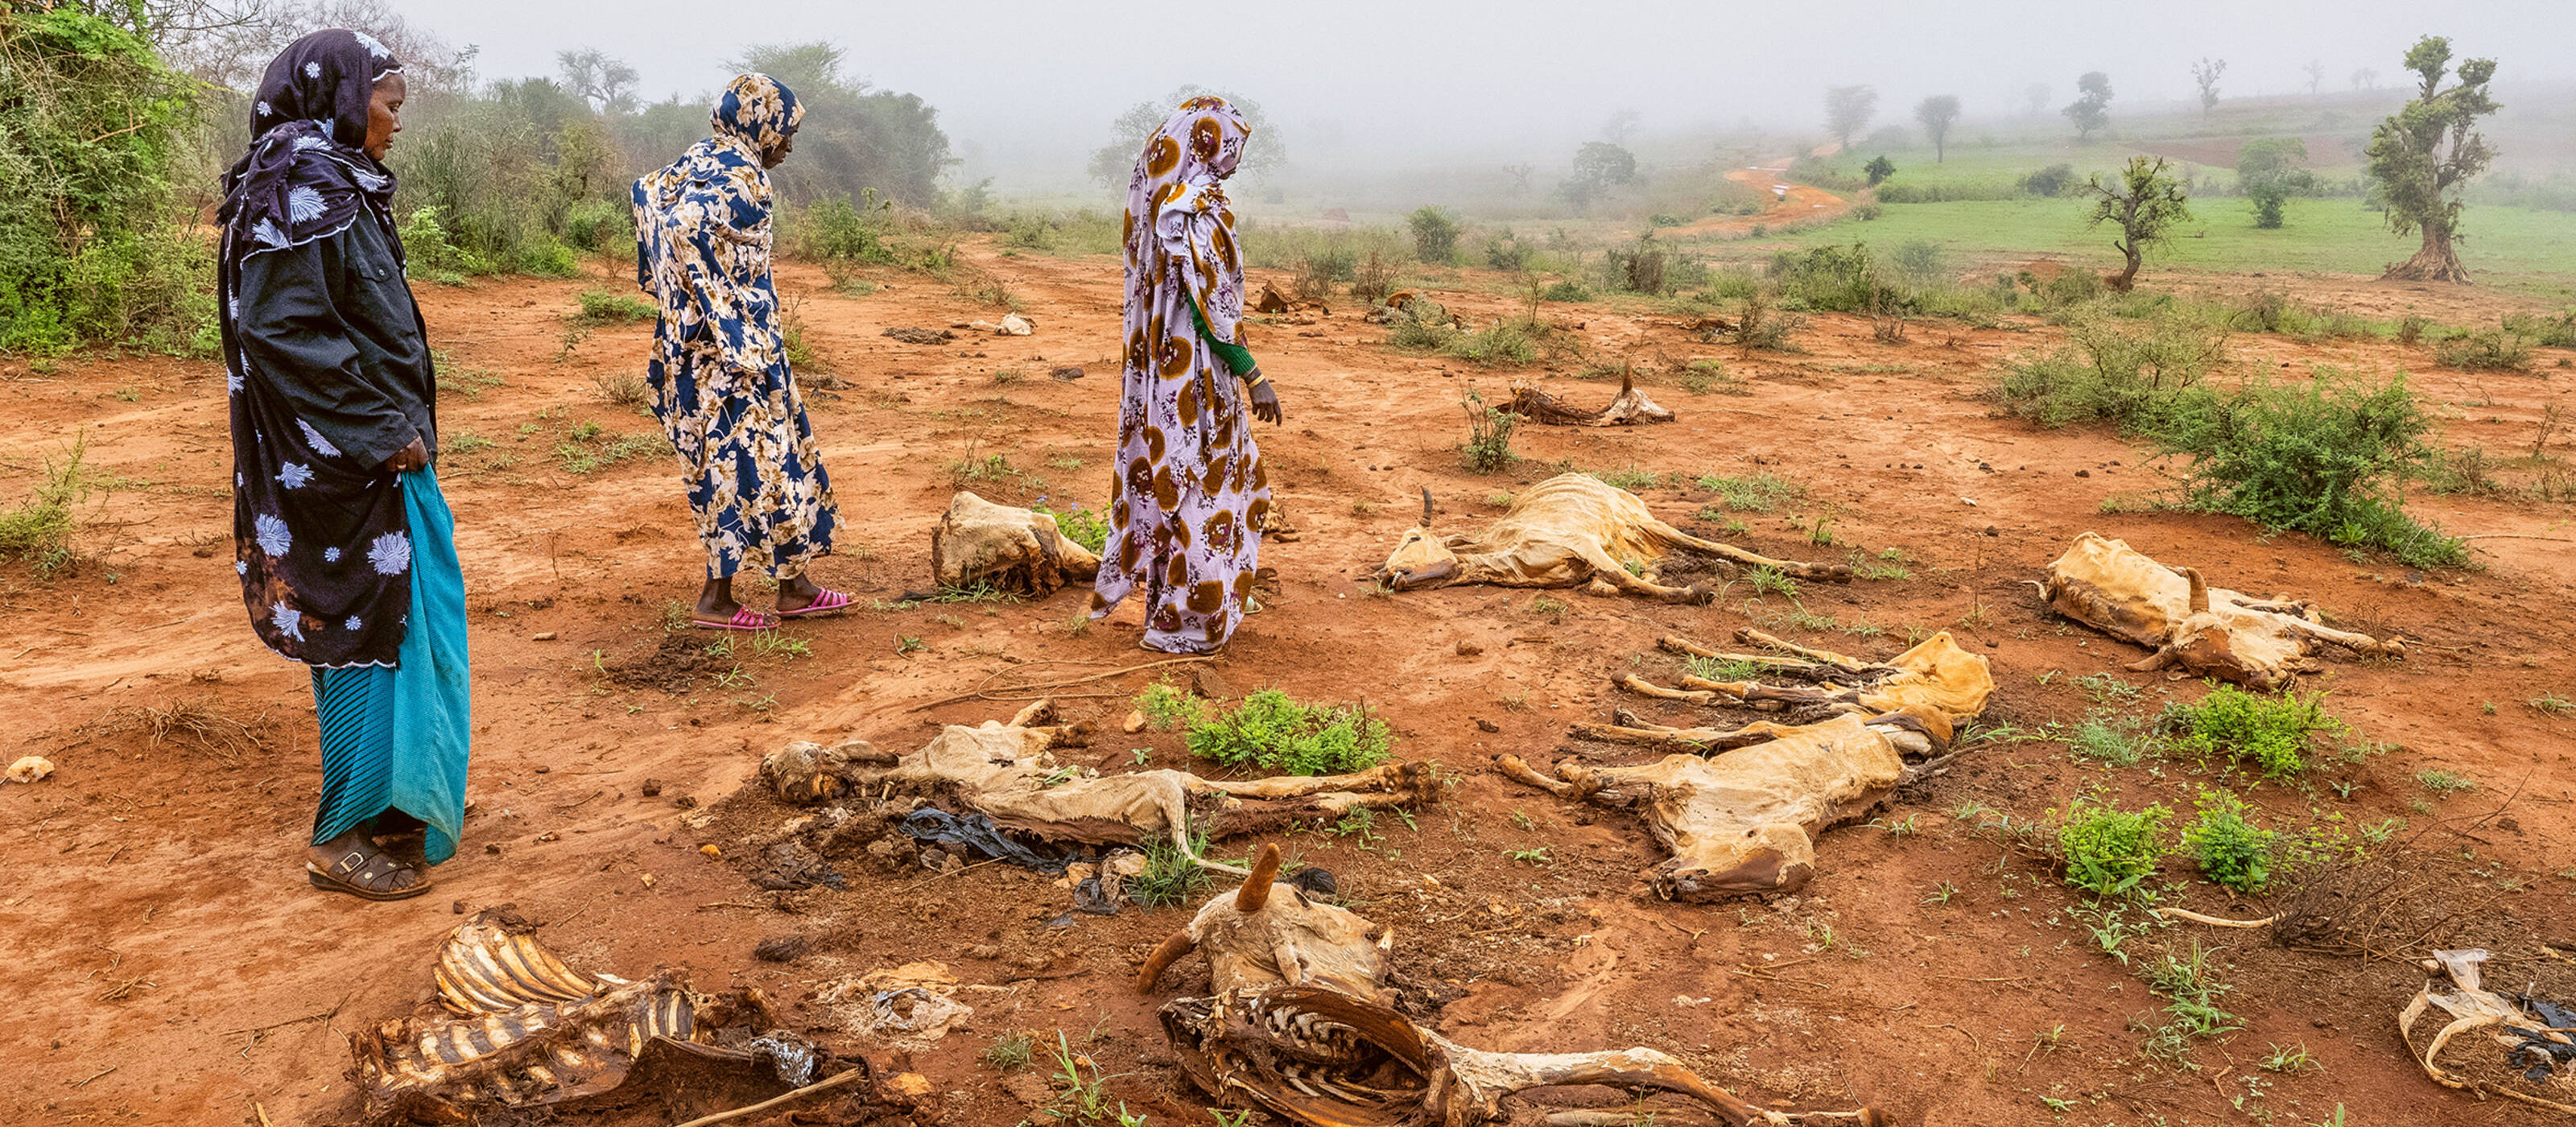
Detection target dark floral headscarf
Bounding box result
[712,72,803,159]
[219,28,402,260]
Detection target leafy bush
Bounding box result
[2501,310,2576,348]
[576,290,655,325]
[1539,279,1591,303]
[1991,308,2229,431]
[1460,386,1519,473]
[1407,206,1459,264]
[0,435,91,575]
[2160,684,2340,778]
[1875,180,2026,203]
[1186,689,1394,775]
[1769,244,1884,312]
[2434,328,2531,371]
[1033,502,1109,555]
[2169,371,2465,568]
[2057,799,2171,898]
[1134,683,1207,730]
[0,6,208,354]
[2022,163,2079,197]
[2181,789,2276,894]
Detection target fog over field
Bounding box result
[394,0,2576,190]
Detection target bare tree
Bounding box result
[2024,82,2051,117]
[2351,67,2380,91]
[1501,163,1534,196]
[1914,95,1961,163]
[2368,35,2500,283]
[2303,59,2326,95]
[1600,108,1642,145]
[556,48,638,115]
[1823,85,1877,151]
[2191,57,2227,115]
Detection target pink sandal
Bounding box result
[778,588,852,619]
[691,607,781,631]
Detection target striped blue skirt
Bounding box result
[310,468,472,863]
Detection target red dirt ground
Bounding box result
[2,241,2574,1127]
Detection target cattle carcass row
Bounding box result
[1376,473,1851,603]
[2040,532,2403,690]
[1507,370,1674,427]
[1140,846,1888,1127]
[350,910,904,1125]
[1616,627,1994,731]
[928,491,1100,598]
[1503,707,1955,899]
[760,700,1432,877]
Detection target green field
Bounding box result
[1703,196,2576,299]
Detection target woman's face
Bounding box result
[365,72,406,159]
[762,131,795,170]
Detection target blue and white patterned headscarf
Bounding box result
[219,28,402,261]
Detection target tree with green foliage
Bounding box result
[2063,71,2112,139]
[0,2,209,354]
[1913,94,1960,163]
[1086,85,1281,188]
[1863,155,1896,186]
[2190,57,2227,115]
[1407,206,1459,265]
[2366,35,2500,283]
[1558,141,1637,208]
[1823,84,1877,151]
[728,42,952,207]
[2235,137,2314,229]
[555,47,637,114]
[2081,156,2190,292]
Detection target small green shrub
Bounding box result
[575,290,655,325]
[2068,712,2152,766]
[1693,471,1803,511]
[2170,370,2464,568]
[1407,206,1459,264]
[1540,279,1591,302]
[0,435,92,575]
[1126,832,1211,908]
[2160,684,2339,778]
[2181,789,2276,894]
[2055,799,2170,898]
[1033,502,1110,555]
[1460,387,1519,473]
[2434,328,2531,371]
[1186,689,1394,775]
[1134,683,1207,730]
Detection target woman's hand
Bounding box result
[383,436,429,474]
[1245,371,1284,425]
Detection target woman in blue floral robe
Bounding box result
[632,73,845,630]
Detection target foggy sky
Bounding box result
[386,0,2570,186]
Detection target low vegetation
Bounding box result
[1185,689,1394,776]
[2161,685,2339,779]
[2181,789,2276,894]
[2054,798,2169,898]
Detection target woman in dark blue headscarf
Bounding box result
[220,28,470,901]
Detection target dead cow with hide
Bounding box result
[1139,844,1888,1127]
[927,491,1100,598]
[1502,704,1959,900]
[1615,627,1994,730]
[2039,532,2402,690]
[762,700,1432,876]
[1376,473,1850,603]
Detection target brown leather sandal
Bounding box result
[307,843,433,901]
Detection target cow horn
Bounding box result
[1135,931,1195,993]
[1235,842,1283,913]
[1419,487,1435,526]
[2180,567,2210,614]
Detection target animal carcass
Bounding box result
[2400,948,2576,1116]
[1506,370,1674,427]
[1375,473,1850,603]
[351,910,895,1125]
[2039,532,2403,689]
[762,700,1432,876]
[1616,628,1993,733]
[1504,708,1952,899]
[1141,847,1886,1127]
[927,491,1100,598]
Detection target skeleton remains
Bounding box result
[2039,532,2404,690]
[927,491,1100,598]
[1612,628,1994,731]
[1506,371,1674,427]
[762,700,1433,875]
[1141,845,1887,1126]
[349,910,895,1124]
[2400,947,2576,1115]
[1375,473,1851,603]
